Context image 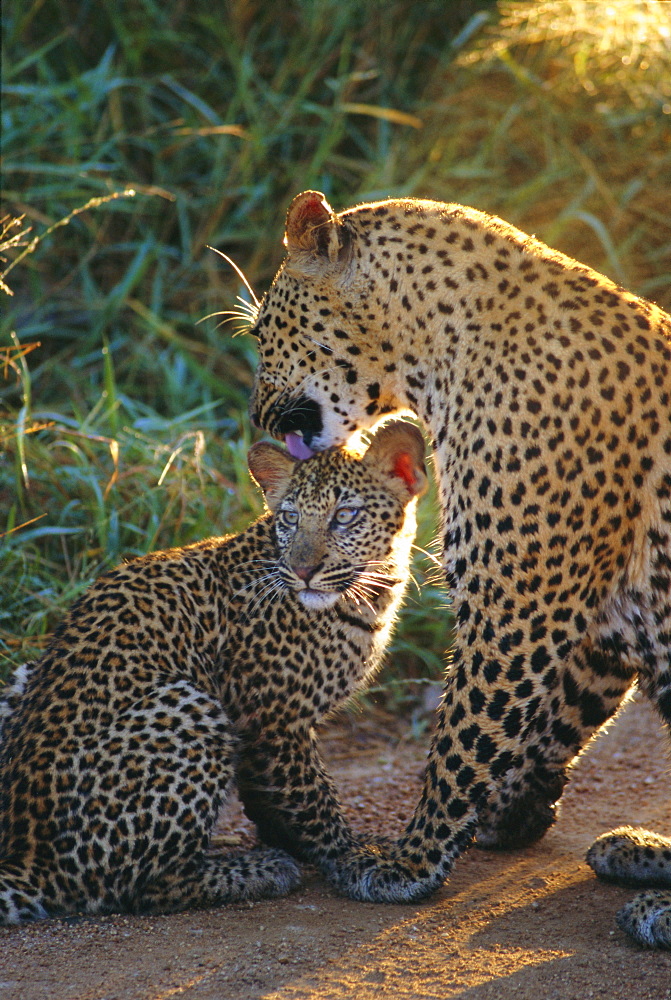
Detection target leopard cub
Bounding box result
[0,420,426,924]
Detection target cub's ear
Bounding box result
[364,421,428,499]
[248,442,297,512]
[284,190,349,273]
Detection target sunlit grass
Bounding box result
[414,0,671,304]
[470,0,671,108]
[2,0,668,707]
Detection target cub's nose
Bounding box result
[293,564,316,583]
[292,559,324,584]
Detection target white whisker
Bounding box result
[244,578,284,618]
[207,247,260,309]
[233,571,279,596]
[299,333,334,355]
[345,585,376,615]
[240,571,278,588]
[200,301,257,325]
[232,557,277,571]
[411,543,443,569]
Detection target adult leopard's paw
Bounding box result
[476,770,566,850]
[586,826,671,885]
[616,891,671,950]
[325,844,445,903]
[476,792,561,849]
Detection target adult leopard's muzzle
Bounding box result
[251,394,324,459]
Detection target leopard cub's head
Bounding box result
[248,420,427,611]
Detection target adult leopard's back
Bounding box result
[249,191,671,949]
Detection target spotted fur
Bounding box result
[249,191,671,949]
[0,421,425,924]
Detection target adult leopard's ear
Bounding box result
[284,190,350,274]
[364,421,428,499]
[248,442,297,512]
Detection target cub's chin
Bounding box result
[297,589,341,611]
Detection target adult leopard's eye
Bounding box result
[333,506,360,527]
[280,509,299,527]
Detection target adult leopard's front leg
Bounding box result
[236,727,461,902]
[331,628,635,901]
[323,688,489,902]
[325,778,476,903]
[475,766,568,850]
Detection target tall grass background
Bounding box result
[2,0,670,713]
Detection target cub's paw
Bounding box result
[616,891,671,950]
[586,827,671,886]
[248,849,303,899]
[325,844,444,903]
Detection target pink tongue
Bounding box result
[285,432,315,460]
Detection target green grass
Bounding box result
[2,0,670,707]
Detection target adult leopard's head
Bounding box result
[250,191,408,458]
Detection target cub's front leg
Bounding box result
[237,722,472,903]
[236,728,371,871]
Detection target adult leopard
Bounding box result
[249,190,671,949]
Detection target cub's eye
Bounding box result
[279,509,299,527]
[332,506,360,528]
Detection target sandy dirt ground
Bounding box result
[1,691,670,1000]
